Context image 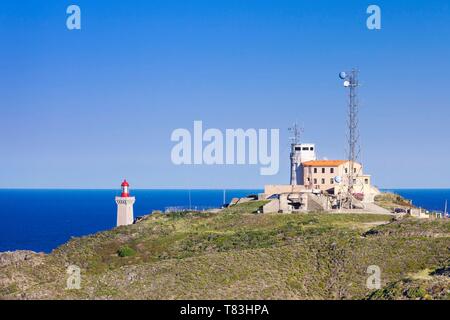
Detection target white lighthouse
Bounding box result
[115,179,135,226]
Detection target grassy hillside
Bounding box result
[374,192,415,211]
[0,201,449,300]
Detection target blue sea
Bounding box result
[0,189,261,253]
[0,189,448,253]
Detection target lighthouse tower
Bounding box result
[115,179,135,226]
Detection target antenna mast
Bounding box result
[339,69,361,209]
[288,123,302,145]
[288,123,303,185]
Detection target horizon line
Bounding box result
[0,187,450,191]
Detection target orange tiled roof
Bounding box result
[302,160,348,167]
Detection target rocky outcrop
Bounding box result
[0,251,44,267]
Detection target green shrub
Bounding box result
[117,246,136,257]
[406,287,427,299]
[166,211,191,220]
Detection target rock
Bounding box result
[0,250,42,267]
[431,266,450,277]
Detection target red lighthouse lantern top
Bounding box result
[121,179,130,197]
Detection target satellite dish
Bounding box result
[343,80,350,87]
[334,176,342,183]
[339,72,347,80]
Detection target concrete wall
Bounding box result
[410,208,430,219]
[306,193,329,211]
[262,199,280,213]
[262,192,330,213]
[264,185,307,196]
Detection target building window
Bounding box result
[302,147,309,151]
[295,147,301,151]
[321,178,325,184]
[345,168,348,174]
[310,147,314,151]
[354,168,357,173]
[330,178,334,184]
[314,168,317,173]
[330,168,334,174]
[321,168,325,174]
[313,178,317,184]
[353,179,356,184]
[365,179,369,184]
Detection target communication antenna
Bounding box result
[339,69,361,209]
[288,123,303,145]
[288,123,304,185]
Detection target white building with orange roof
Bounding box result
[264,143,378,204]
[301,159,372,197]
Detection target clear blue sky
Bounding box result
[1,0,449,189]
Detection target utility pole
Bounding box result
[445,199,448,217]
[188,189,192,210]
